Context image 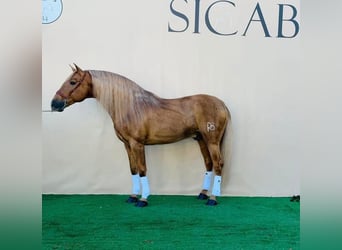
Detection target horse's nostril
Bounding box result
[51,99,66,112]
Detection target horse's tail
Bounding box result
[220,104,232,171]
[218,104,232,193]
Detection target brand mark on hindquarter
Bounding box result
[207,122,216,132]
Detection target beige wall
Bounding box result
[43,0,300,196]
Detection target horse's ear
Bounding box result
[69,64,76,72]
[73,63,83,72]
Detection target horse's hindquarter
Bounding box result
[191,94,229,133]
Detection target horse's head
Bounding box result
[51,64,93,112]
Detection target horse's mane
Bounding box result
[89,70,161,125]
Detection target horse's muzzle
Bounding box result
[51,99,67,112]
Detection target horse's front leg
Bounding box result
[124,144,140,204]
[125,140,150,207]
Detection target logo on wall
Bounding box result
[168,0,300,38]
[42,0,63,24]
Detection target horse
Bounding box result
[51,64,231,207]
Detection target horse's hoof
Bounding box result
[126,196,138,203]
[197,193,209,200]
[135,200,148,207]
[206,199,218,206]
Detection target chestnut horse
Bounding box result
[51,64,231,207]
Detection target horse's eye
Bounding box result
[70,80,77,85]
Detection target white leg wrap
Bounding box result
[202,171,213,190]
[140,176,150,199]
[131,174,140,195]
[211,175,222,196]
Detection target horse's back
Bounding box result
[187,94,230,120]
[163,94,229,124]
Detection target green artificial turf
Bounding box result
[42,195,299,249]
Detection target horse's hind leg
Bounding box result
[206,142,224,205]
[196,136,213,200]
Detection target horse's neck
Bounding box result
[90,70,152,124]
